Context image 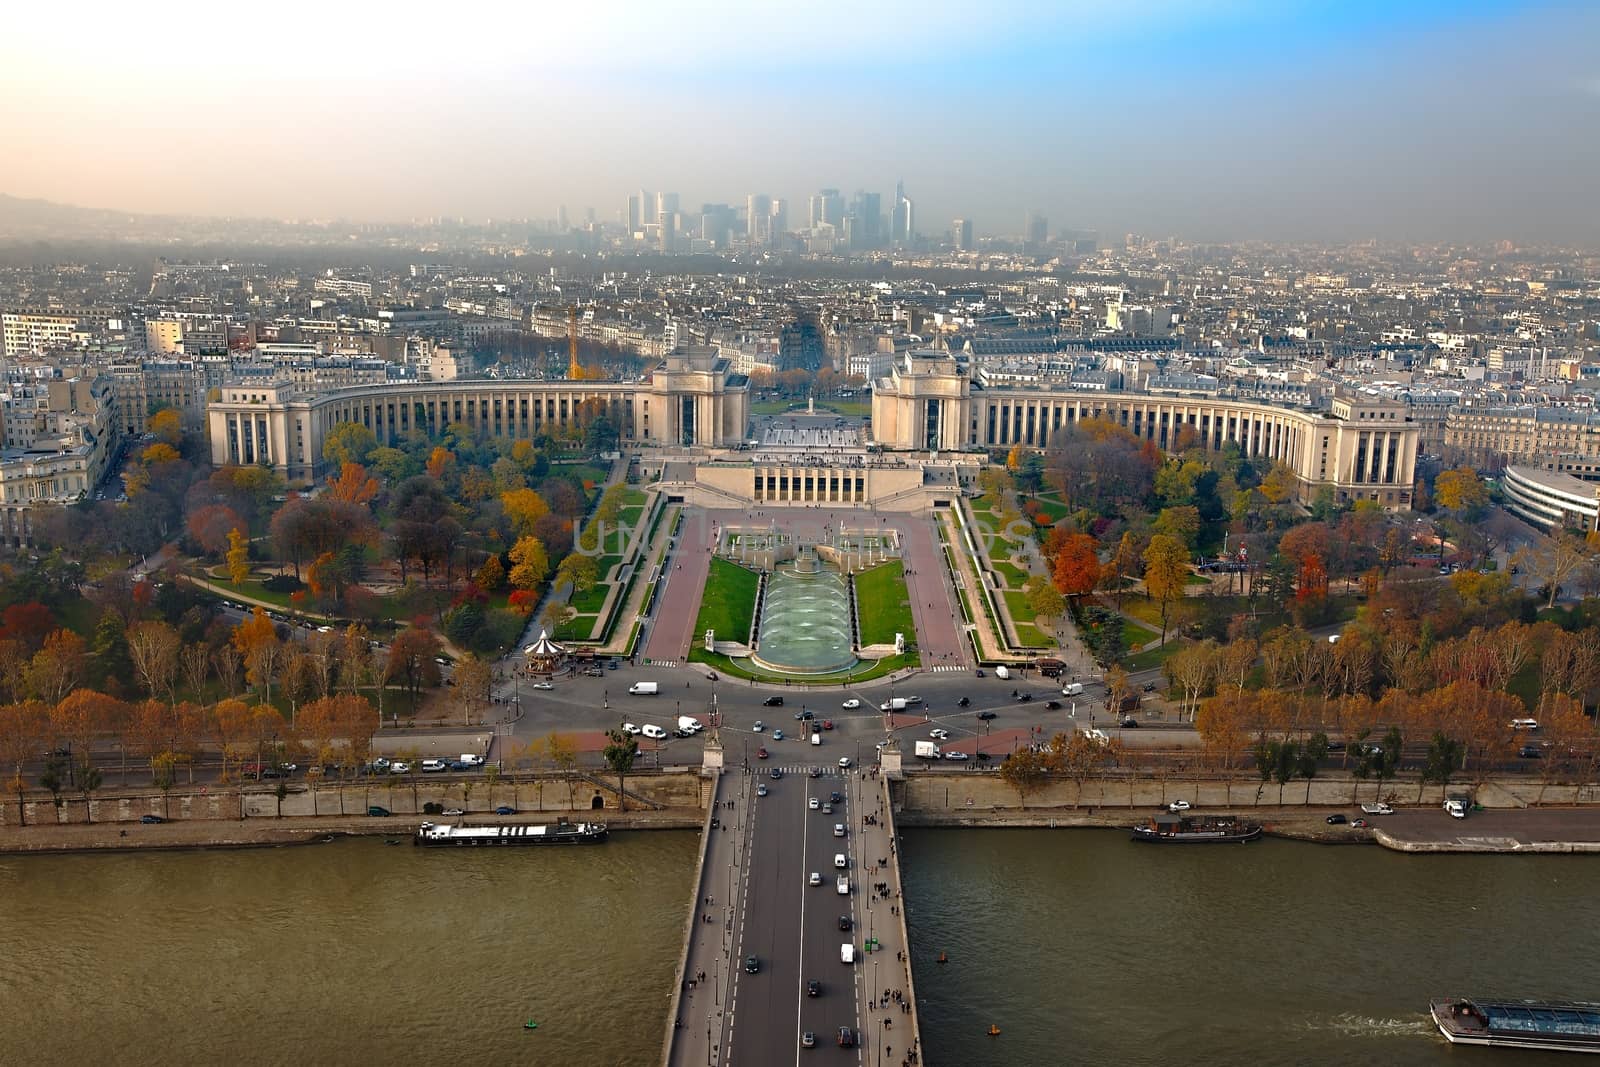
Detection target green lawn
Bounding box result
[554,613,598,641]
[1122,619,1155,650]
[855,560,915,646]
[1025,496,1073,523]
[991,559,1028,588]
[570,583,610,613]
[1125,640,1182,672]
[694,557,761,642]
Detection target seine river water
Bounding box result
[902,829,1600,1067]
[0,832,696,1067]
[5,827,1598,1067]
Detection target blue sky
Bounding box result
[2,0,1595,242]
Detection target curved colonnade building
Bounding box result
[207,347,749,482]
[871,351,1419,509]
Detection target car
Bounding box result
[930,728,950,740]
[1326,813,1348,825]
[838,756,852,768]
[809,797,820,810]
[621,723,641,735]
[945,751,969,761]
[705,670,718,681]
[801,1032,816,1048]
[838,915,851,931]
[809,872,822,886]
[808,979,821,997]
[421,759,449,773]
[800,709,815,720]
[837,1027,855,1048]
[745,955,760,974]
[1352,818,1370,828]
[809,767,822,778]
[139,814,165,824]
[757,784,769,797]
[976,711,997,721]
[773,729,785,741]
[494,805,517,815]
[367,806,391,817]
[974,669,986,678]
[389,761,411,774]
[1046,700,1062,710]
[770,768,783,779]
[841,698,861,709]
[822,719,833,730]
[976,752,993,761]
[958,697,971,707]
[1360,802,1395,816]
[583,666,604,677]
[443,808,465,816]
[756,747,769,759]
[531,681,553,690]
[753,721,764,732]
[1326,740,1346,752]
[763,696,785,707]
[834,823,846,837]
[1142,682,1159,693]
[1519,744,1545,759]
[830,791,842,803]
[822,803,833,814]
[834,852,847,868]
[641,724,668,740]
[1016,692,1033,703]
[1120,717,1140,728]
[1167,800,1191,812]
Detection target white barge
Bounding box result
[414,819,608,847]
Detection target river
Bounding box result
[902,828,1600,1066]
[0,832,696,1067]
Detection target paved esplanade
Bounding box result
[667,758,920,1066]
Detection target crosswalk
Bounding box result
[927,664,969,673]
[749,763,849,777]
[648,660,679,668]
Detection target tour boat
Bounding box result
[1129,812,1262,844]
[1431,997,1600,1053]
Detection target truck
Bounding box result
[879,698,908,712]
[459,753,484,767]
[1061,682,1084,696]
[628,682,659,696]
[914,740,940,760]
[994,665,1010,681]
[677,715,703,734]
[1443,794,1471,819]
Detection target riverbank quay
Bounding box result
[0,808,701,855]
[860,772,924,1067]
[0,769,708,829]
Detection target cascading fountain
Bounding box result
[749,545,859,676]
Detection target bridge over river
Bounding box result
[664,748,923,1067]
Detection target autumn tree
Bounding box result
[24,629,87,705]
[126,620,181,703]
[188,504,245,556]
[225,526,251,585]
[148,407,183,448]
[322,421,378,468]
[1142,534,1190,643]
[501,487,551,537]
[452,655,493,726]
[999,747,1049,809]
[1433,466,1488,513]
[555,552,599,594]
[474,555,506,593]
[1025,579,1066,622]
[1164,639,1218,720]
[1051,532,1102,599]
[602,727,637,812]
[231,607,282,705]
[1517,529,1594,608]
[385,628,443,708]
[507,536,550,590]
[326,462,380,506]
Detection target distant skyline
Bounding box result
[3,0,1597,243]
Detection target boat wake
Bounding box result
[1301,1013,1436,1039]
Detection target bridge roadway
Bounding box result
[668,759,920,1067]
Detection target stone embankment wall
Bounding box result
[0,772,709,827]
[894,772,1600,817]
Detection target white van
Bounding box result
[841,943,855,964]
[994,665,1010,680]
[811,732,821,746]
[420,758,448,773]
[834,852,847,868]
[1061,682,1084,696]
[641,724,668,740]
[836,875,850,895]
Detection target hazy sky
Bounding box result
[3,0,1597,243]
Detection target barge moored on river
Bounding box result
[1431,997,1600,1053]
[414,819,608,847]
[1130,813,1262,844]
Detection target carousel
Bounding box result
[522,630,566,674]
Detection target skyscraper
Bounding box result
[953,217,974,252]
[746,193,772,246]
[850,190,881,248]
[627,193,648,234]
[655,191,679,225]
[892,181,915,246]
[809,188,844,231]
[769,198,788,240]
[1025,211,1048,249]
